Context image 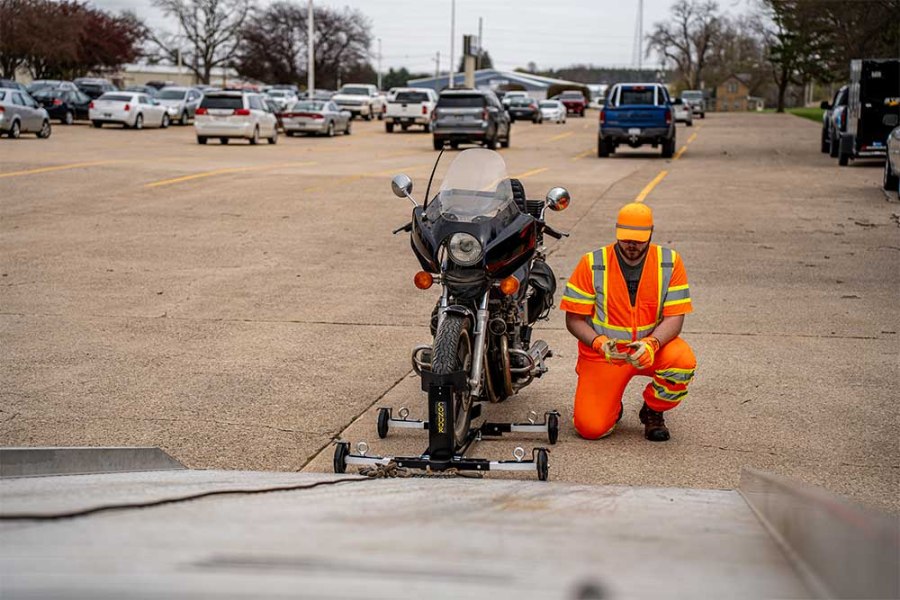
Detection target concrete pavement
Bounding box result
[2,111,897,513]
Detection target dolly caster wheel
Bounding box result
[536,448,549,481]
[377,407,390,439]
[333,441,350,474]
[547,412,559,445]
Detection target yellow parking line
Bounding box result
[687,132,698,144]
[512,167,549,179]
[145,161,317,188]
[0,160,119,179]
[673,146,688,160]
[571,149,594,161]
[548,132,574,142]
[634,170,668,203]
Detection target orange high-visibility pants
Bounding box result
[573,336,697,440]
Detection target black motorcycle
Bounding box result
[334,149,570,480]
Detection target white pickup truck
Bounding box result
[331,84,385,121]
[384,87,438,133]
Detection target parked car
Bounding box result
[156,86,203,125]
[0,79,27,93]
[299,89,335,101]
[281,100,351,137]
[89,92,170,129]
[680,90,706,118]
[0,88,52,139]
[332,84,385,120]
[501,90,528,107]
[557,91,587,117]
[194,91,278,145]
[146,80,176,90]
[75,78,118,99]
[884,125,900,198]
[539,99,566,124]
[506,96,542,124]
[32,88,92,124]
[598,82,676,158]
[820,85,848,155]
[27,80,77,94]
[263,98,285,131]
[672,98,693,126]
[269,84,299,95]
[432,88,511,150]
[124,85,159,98]
[384,87,437,133]
[838,58,900,166]
[266,88,298,112]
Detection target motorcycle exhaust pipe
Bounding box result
[488,318,507,336]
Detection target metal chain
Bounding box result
[358,461,483,479]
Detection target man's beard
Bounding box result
[617,241,650,262]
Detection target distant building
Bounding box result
[715,74,752,112]
[408,69,584,101]
[115,64,240,88]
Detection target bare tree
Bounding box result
[234,4,372,89]
[647,0,722,90]
[706,16,768,94]
[309,7,372,89]
[151,0,252,84]
[237,1,305,84]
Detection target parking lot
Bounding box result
[2,112,898,513]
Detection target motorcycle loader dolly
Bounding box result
[334,441,550,481]
[376,407,560,445]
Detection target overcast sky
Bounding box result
[92,0,749,73]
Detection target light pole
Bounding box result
[307,0,315,98]
[377,38,382,90]
[449,0,455,88]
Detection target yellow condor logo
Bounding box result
[436,402,447,434]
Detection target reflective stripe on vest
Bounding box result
[657,246,675,321]
[587,245,676,340]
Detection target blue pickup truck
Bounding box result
[598,83,676,158]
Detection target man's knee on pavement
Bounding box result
[574,414,618,440]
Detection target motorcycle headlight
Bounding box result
[447,233,483,266]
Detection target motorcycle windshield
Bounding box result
[429,149,514,223]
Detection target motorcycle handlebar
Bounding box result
[392,221,413,235]
[543,224,569,240]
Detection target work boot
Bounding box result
[639,403,670,442]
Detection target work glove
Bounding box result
[592,335,631,365]
[626,337,660,370]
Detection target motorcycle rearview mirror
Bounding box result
[545,187,571,212]
[391,174,419,207]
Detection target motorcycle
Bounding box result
[334,148,570,480]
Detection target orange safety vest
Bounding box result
[586,243,676,341]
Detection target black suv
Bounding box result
[838,58,900,166]
[432,89,511,150]
[74,78,118,99]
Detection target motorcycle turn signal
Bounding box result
[499,275,520,296]
[414,271,434,290]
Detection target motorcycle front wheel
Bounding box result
[431,313,474,450]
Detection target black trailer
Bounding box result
[839,59,900,166]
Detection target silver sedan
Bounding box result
[281,100,351,137]
[539,100,566,124]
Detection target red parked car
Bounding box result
[557,90,586,117]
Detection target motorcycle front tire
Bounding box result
[431,313,474,452]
